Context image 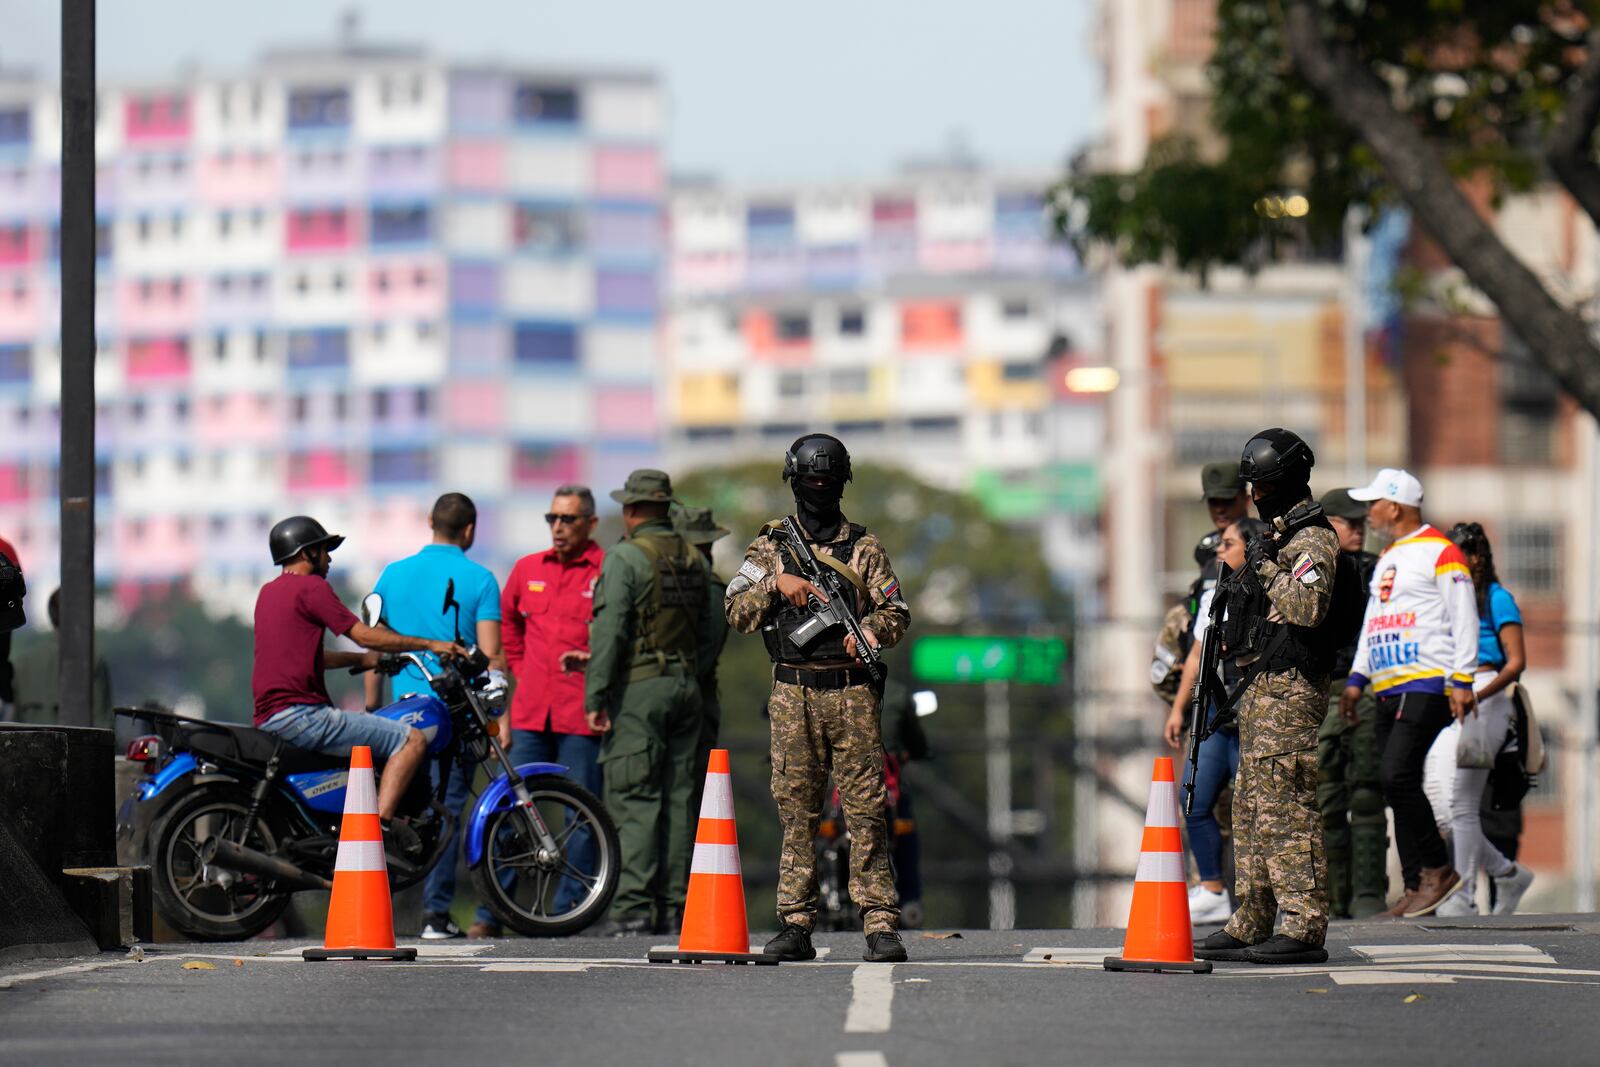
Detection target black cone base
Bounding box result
[647,948,778,965]
[304,946,419,961]
[1103,955,1212,974]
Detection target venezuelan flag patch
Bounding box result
[880,578,899,600]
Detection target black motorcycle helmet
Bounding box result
[0,551,24,633]
[782,433,852,486]
[1239,428,1315,487]
[268,515,345,566]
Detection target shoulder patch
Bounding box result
[737,559,766,584]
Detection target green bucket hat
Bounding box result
[671,504,731,546]
[609,469,678,506]
[1200,461,1245,500]
[1319,488,1369,521]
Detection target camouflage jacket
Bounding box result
[724,515,911,657]
[1151,600,1193,703]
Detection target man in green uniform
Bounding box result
[725,434,912,964]
[671,503,732,823]
[1194,429,1342,965]
[1315,488,1386,918]
[585,470,714,936]
[12,589,113,727]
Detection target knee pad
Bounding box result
[1348,785,1385,821]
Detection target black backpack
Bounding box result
[1321,551,1367,651]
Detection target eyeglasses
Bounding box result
[545,513,590,526]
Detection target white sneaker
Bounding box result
[1491,864,1535,916]
[1432,890,1477,918]
[1187,884,1232,924]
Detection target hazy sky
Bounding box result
[3,0,1100,185]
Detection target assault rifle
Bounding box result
[770,516,885,687]
[1184,562,1232,816]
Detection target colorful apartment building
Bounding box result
[0,47,666,612]
[663,167,1104,595]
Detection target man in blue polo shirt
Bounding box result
[366,492,507,939]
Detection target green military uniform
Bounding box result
[1221,502,1338,949]
[726,515,911,936]
[672,504,732,825]
[587,471,715,926]
[11,632,113,728]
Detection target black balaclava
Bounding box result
[1253,480,1310,524]
[794,478,845,541]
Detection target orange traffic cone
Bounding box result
[1104,757,1211,974]
[303,746,417,962]
[647,749,775,965]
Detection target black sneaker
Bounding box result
[1193,930,1258,962]
[763,923,817,961]
[863,930,908,963]
[595,916,653,938]
[1243,935,1328,965]
[420,912,463,940]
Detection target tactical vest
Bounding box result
[760,522,868,665]
[626,530,707,674]
[1218,502,1349,682]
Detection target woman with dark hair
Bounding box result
[1430,522,1535,916]
[1164,517,1268,923]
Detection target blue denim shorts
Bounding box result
[259,704,413,759]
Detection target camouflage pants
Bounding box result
[1223,669,1329,946]
[768,679,898,935]
[1317,690,1387,917]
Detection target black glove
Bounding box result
[1246,535,1280,569]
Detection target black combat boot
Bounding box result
[764,923,817,961]
[1193,930,1258,962]
[863,930,908,963]
[595,915,653,938]
[1242,935,1329,965]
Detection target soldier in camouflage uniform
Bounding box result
[671,503,732,831]
[724,434,912,963]
[1194,429,1341,966]
[1150,530,1222,704]
[586,470,716,936]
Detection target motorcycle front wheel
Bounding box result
[147,783,290,941]
[470,774,619,937]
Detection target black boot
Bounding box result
[1193,930,1258,962]
[595,915,653,938]
[863,930,908,963]
[763,923,817,961]
[1242,935,1329,965]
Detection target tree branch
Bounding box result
[1546,24,1600,230]
[1283,0,1600,420]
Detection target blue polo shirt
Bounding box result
[373,543,501,694]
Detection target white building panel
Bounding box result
[112,214,197,275]
[353,68,448,143]
[193,80,285,149]
[665,304,745,370]
[441,441,510,495]
[350,320,447,385]
[795,190,869,246]
[503,260,593,317]
[442,201,510,255]
[963,291,1053,359]
[917,179,993,241]
[506,141,589,196]
[892,357,965,415]
[508,379,592,436]
[585,324,656,382]
[272,261,363,325]
[670,194,745,253]
[584,82,663,140]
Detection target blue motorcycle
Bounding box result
[118,591,619,941]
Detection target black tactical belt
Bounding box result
[773,665,878,690]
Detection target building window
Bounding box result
[287,87,351,130]
[413,387,430,415]
[513,204,584,253]
[829,368,870,396]
[213,334,227,361]
[370,204,431,245]
[776,312,811,343]
[372,391,390,418]
[839,308,866,336]
[513,84,580,124]
[285,328,349,369]
[1001,297,1031,320]
[1502,522,1561,596]
[1001,360,1039,382]
[513,322,579,366]
[776,372,806,399]
[1500,347,1559,464]
[371,447,432,485]
[0,108,29,146]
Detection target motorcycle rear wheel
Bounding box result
[470,774,619,937]
[147,783,290,941]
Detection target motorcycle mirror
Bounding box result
[360,592,384,628]
[441,578,462,644]
[912,690,939,717]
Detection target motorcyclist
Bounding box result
[251,516,466,821]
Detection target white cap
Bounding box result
[1347,467,1423,507]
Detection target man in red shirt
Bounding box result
[499,485,604,917]
[252,516,464,820]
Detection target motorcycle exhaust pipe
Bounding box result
[202,838,332,892]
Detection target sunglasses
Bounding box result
[545,513,591,526]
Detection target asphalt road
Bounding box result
[4,915,1599,1066]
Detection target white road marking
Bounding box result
[479,962,591,973]
[836,1053,889,1067]
[1330,970,1457,985]
[265,943,492,959]
[1352,944,1555,966]
[1025,947,1122,965]
[844,964,895,1034]
[0,959,128,989]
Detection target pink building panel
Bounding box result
[919,238,992,275]
[448,141,504,191]
[358,501,432,563]
[123,94,192,144]
[287,449,355,493]
[366,260,446,318]
[115,518,199,577]
[116,279,200,334]
[0,276,42,339]
[0,464,28,505]
[593,387,656,438]
[124,337,191,384]
[195,393,281,447]
[0,224,37,267]
[671,251,744,295]
[592,147,661,198]
[286,208,356,253]
[513,444,581,486]
[445,381,505,432]
[196,151,282,203]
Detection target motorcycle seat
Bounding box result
[119,707,354,774]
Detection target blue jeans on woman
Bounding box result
[1182,708,1241,883]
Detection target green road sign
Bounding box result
[912,635,1067,686]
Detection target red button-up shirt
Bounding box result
[501,540,603,734]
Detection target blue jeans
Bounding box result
[491,728,604,917]
[421,755,477,916]
[1182,713,1241,883]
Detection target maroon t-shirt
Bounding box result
[251,573,361,725]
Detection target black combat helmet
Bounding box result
[1193,530,1221,568]
[782,433,852,485]
[1239,428,1315,487]
[268,515,345,565]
